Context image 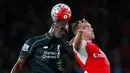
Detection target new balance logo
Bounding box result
[43,46,48,49]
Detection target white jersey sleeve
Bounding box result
[73,40,88,65]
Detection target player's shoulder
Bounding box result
[25,33,49,44]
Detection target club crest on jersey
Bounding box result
[93,53,106,58]
[22,44,29,51]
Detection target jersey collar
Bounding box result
[46,32,53,39]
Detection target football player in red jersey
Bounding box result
[71,18,110,73]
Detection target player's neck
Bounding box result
[48,27,54,38]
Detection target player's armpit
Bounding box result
[11,58,26,73]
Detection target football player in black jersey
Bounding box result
[11,19,75,73]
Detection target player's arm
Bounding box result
[73,19,86,51]
[11,58,26,73]
[73,30,83,51]
[11,38,34,73]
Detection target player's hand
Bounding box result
[78,18,87,33]
[82,18,88,26]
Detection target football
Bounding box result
[51,3,72,22]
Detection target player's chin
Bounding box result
[59,34,66,38]
[56,35,63,39]
[92,35,95,39]
[91,33,95,39]
[89,34,95,40]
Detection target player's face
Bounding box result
[53,21,68,38]
[83,22,95,40]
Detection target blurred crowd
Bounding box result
[0,0,130,73]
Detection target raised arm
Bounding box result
[73,19,86,51]
[73,29,83,51]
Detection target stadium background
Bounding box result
[0,0,130,73]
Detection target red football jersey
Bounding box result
[73,40,110,73]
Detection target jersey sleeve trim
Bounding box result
[73,40,88,65]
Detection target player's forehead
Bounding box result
[55,20,68,27]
